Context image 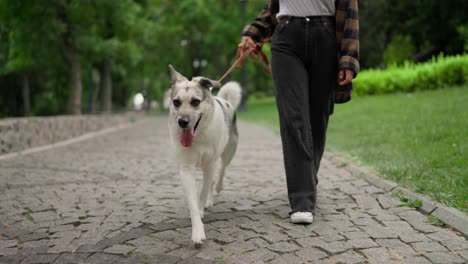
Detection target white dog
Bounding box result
[167,65,241,245]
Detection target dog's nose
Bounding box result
[178,118,189,128]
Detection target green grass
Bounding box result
[239,86,468,212]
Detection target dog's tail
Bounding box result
[217,81,242,110]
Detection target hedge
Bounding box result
[354,54,468,95]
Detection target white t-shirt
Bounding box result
[277,0,336,18]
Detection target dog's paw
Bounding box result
[199,208,205,219]
[215,182,223,193]
[205,197,214,208]
[192,226,206,245]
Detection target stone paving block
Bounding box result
[269,253,303,264]
[267,241,300,253]
[20,240,48,248]
[247,237,270,248]
[0,239,17,249]
[0,254,23,264]
[18,232,49,242]
[321,241,353,254]
[22,254,59,264]
[47,242,79,254]
[48,225,74,233]
[364,225,399,239]
[282,228,314,239]
[149,222,177,233]
[29,212,59,223]
[401,256,432,264]
[295,248,328,261]
[352,195,380,210]
[151,230,181,241]
[133,242,178,255]
[458,250,468,261]
[411,241,447,252]
[112,255,149,264]
[440,239,468,251]
[412,223,442,234]
[351,217,379,226]
[178,257,215,264]
[319,234,345,243]
[103,244,135,255]
[427,230,462,242]
[348,238,379,249]
[375,238,408,249]
[296,237,325,249]
[376,195,400,209]
[341,231,369,240]
[19,245,49,256]
[423,251,466,263]
[260,232,289,243]
[95,227,153,250]
[226,248,278,263]
[0,247,17,256]
[85,253,120,264]
[360,247,393,263]
[50,230,80,239]
[388,245,417,258]
[220,241,257,255]
[53,253,89,264]
[195,248,226,262]
[333,250,366,264]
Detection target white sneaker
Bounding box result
[290,211,314,224]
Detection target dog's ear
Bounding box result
[192,77,221,90]
[169,65,188,84]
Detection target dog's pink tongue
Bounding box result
[180,127,194,147]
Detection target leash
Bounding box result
[218,45,271,83]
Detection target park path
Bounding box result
[0,116,466,264]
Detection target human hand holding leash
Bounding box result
[218,36,271,82]
[338,69,354,85]
[236,36,260,68]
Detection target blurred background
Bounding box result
[0,0,467,117]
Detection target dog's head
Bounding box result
[168,65,220,148]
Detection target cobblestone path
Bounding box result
[0,116,467,264]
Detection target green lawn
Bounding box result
[239,86,468,212]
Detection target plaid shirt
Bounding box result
[242,0,360,76]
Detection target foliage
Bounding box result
[359,0,468,67]
[354,54,468,95]
[457,24,468,52]
[240,86,468,213]
[427,215,445,226]
[383,35,415,65]
[393,191,423,209]
[1,0,468,116]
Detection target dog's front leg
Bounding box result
[199,161,216,217]
[180,165,205,245]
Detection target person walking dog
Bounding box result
[237,0,359,224]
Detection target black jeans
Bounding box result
[271,16,337,214]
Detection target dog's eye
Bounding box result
[173,99,181,107]
[190,99,201,107]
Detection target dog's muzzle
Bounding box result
[178,117,189,128]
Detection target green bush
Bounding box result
[383,34,415,65]
[354,54,468,96]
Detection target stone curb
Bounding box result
[0,117,148,162]
[325,151,468,239]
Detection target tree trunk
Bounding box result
[61,39,82,115]
[99,60,112,113]
[69,58,82,115]
[21,73,31,116]
[91,68,100,113]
